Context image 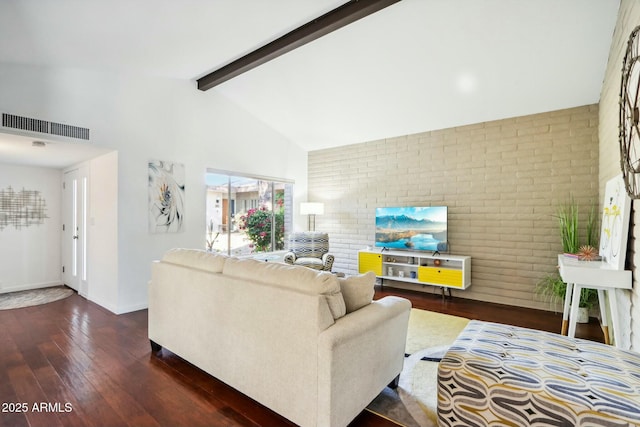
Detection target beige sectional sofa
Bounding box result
[148,248,411,427]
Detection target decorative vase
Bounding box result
[577,307,589,323]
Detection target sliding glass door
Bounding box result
[205,171,292,255]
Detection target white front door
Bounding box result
[62,167,88,295]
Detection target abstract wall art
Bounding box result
[148,160,185,233]
[0,186,48,231]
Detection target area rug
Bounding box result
[366,308,470,427]
[0,286,74,310]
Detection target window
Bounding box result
[205,170,293,255]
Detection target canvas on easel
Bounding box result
[599,174,632,270]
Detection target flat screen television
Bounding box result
[375,206,448,252]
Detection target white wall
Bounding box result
[0,163,62,292]
[85,151,119,312]
[0,62,308,313]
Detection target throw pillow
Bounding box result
[338,271,376,313]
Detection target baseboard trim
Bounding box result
[116,302,148,315]
[86,295,148,315]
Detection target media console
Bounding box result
[358,249,471,297]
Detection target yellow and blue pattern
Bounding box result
[438,320,640,426]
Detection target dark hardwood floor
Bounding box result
[0,287,603,427]
[376,286,605,343]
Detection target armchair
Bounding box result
[284,232,334,271]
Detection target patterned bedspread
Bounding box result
[438,320,640,427]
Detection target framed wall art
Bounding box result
[148,160,185,233]
[599,174,631,270]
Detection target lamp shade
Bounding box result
[300,202,324,215]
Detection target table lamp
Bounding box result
[300,202,324,231]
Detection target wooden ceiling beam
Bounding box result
[197,0,401,91]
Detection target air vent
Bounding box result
[2,113,48,134]
[50,122,90,140]
[1,113,90,141]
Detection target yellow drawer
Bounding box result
[358,252,382,276]
[418,266,463,288]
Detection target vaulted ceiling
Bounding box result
[0,0,620,166]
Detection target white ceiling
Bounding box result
[0,0,620,167]
[0,132,112,169]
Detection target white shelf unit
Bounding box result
[358,249,471,294]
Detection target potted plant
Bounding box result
[556,197,599,257]
[556,198,579,254]
[536,197,600,322]
[535,272,598,322]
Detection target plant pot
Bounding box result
[576,307,589,323]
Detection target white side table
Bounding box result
[557,254,631,346]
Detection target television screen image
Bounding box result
[375,206,447,252]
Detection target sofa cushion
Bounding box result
[162,248,227,273]
[338,272,376,313]
[294,257,325,270]
[223,257,346,319]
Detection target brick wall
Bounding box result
[599,0,640,351]
[309,105,599,310]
